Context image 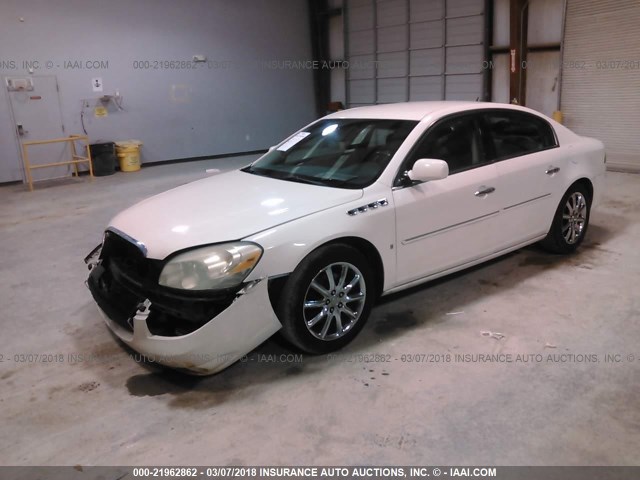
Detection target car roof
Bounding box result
[324,101,543,122]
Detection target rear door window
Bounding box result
[482,111,558,161]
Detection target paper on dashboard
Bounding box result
[277,132,310,151]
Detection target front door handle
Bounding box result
[475,186,495,196]
[545,166,560,175]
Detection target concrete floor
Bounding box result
[0,158,638,466]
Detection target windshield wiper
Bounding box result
[243,166,358,188]
[319,176,359,188]
[242,165,274,177]
[282,174,329,186]
[243,166,313,183]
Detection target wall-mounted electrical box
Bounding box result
[6,77,34,91]
[81,91,124,113]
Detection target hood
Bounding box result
[109,170,363,259]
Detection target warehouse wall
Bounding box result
[329,0,347,106]
[490,0,564,117]
[561,0,640,172]
[344,0,486,107]
[0,0,316,182]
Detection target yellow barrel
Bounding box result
[115,140,143,172]
[552,111,563,124]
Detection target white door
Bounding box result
[393,113,501,286]
[480,110,564,248]
[5,75,68,183]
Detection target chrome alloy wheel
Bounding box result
[562,192,587,244]
[303,262,367,341]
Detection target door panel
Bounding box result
[494,149,564,248]
[393,163,501,285]
[6,75,67,182]
[480,109,563,248]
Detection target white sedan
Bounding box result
[85,101,606,374]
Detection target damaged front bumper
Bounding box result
[85,245,282,375]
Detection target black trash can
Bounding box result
[90,142,116,176]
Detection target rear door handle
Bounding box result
[545,166,560,175]
[475,186,495,196]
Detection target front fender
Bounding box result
[244,188,396,291]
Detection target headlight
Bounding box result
[158,242,263,291]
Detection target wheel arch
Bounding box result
[540,176,593,254]
[572,177,594,203]
[267,236,386,313]
[547,177,594,232]
[315,236,385,299]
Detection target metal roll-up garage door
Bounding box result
[345,0,485,107]
[561,0,640,172]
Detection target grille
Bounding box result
[102,230,160,287]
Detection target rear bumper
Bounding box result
[95,279,281,375]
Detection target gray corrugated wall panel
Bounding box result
[561,0,640,171]
[349,29,376,55]
[410,76,444,100]
[564,0,637,16]
[348,3,375,31]
[377,51,409,78]
[410,0,444,22]
[446,15,483,45]
[377,78,409,102]
[346,0,485,106]
[410,21,444,49]
[446,45,484,74]
[377,25,409,52]
[446,0,484,17]
[348,54,377,79]
[410,49,444,76]
[376,0,408,27]
[445,74,483,100]
[349,79,376,103]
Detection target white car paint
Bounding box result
[88,101,606,374]
[109,169,363,260]
[96,280,281,375]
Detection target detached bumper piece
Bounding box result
[86,231,282,375]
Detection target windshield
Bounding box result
[243,118,418,189]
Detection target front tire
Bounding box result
[540,183,591,254]
[277,244,375,354]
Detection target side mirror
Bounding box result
[407,159,449,182]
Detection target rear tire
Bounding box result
[540,183,591,254]
[277,244,374,354]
